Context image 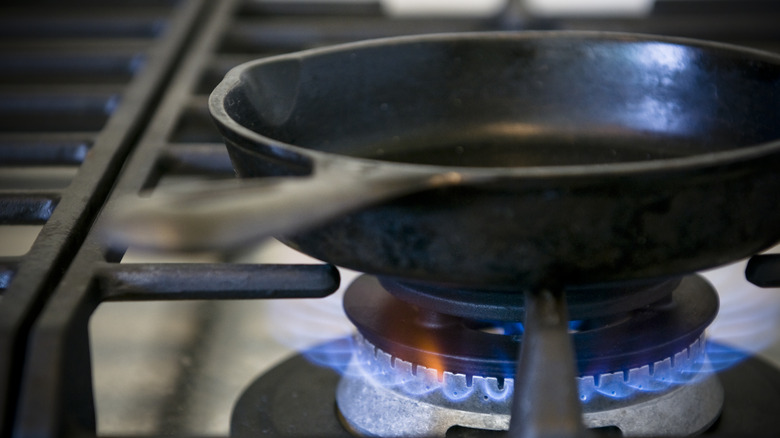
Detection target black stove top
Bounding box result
[2,1,780,437]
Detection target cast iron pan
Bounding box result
[110,31,780,290]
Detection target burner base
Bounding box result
[231,342,780,437]
[336,367,723,437]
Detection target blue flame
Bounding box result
[301,335,356,374]
[345,334,714,406]
[702,259,780,369]
[480,377,513,402]
[577,336,711,403]
[345,335,515,405]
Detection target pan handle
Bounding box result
[102,160,465,252]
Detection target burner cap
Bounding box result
[380,276,681,321]
[345,275,718,378]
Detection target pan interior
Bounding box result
[228,35,780,168]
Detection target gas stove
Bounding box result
[2,1,780,437]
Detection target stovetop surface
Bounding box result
[2,1,780,437]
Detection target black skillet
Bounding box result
[110,31,780,290]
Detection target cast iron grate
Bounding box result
[0,0,203,436]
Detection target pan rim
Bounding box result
[209,30,780,178]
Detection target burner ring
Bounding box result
[381,276,682,321]
[349,333,710,409]
[344,274,718,378]
[336,335,722,437]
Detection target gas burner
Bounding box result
[336,335,722,436]
[231,342,780,438]
[334,274,722,436]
